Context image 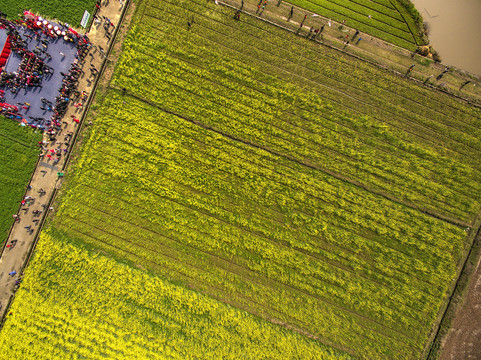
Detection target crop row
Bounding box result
[0,230,350,359]
[284,0,421,48]
[54,92,467,358]
[112,18,481,222]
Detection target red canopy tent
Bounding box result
[0,35,12,68]
[68,27,80,38]
[23,11,37,21]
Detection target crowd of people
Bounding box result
[0,20,48,92]
[0,15,91,137]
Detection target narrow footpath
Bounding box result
[0,0,126,321]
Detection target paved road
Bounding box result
[0,0,125,319]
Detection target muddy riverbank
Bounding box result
[411,0,481,76]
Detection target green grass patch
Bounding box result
[0,0,97,27]
[0,120,41,243]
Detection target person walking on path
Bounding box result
[259,1,267,16]
[287,6,294,21]
[352,29,359,41]
[300,14,307,28]
[307,26,313,38]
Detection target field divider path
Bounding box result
[0,0,128,323]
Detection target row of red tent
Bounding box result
[0,102,19,111]
[0,35,11,68]
[23,10,81,38]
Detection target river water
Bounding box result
[410,0,481,76]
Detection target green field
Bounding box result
[0,120,41,243]
[286,0,425,49]
[1,0,96,27]
[0,229,350,359]
[2,0,481,358]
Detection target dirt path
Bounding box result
[440,250,481,360]
[221,0,481,106]
[0,0,126,320]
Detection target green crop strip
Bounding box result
[0,120,41,243]
[287,0,425,49]
[1,0,97,27]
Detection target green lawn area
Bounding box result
[2,0,481,358]
[0,120,41,243]
[0,0,97,27]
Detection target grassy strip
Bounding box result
[0,120,41,243]
[0,0,97,27]
[387,0,426,45]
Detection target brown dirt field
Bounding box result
[440,253,481,360]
